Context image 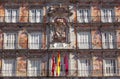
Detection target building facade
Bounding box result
[0,0,120,79]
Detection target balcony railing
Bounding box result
[2,43,43,49]
[77,42,116,49]
[0,42,119,50]
[0,16,43,23]
[0,16,120,23]
[0,69,120,77]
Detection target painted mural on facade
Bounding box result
[0,5,4,22]
[117,30,120,49]
[91,6,100,22]
[17,57,27,76]
[19,6,29,22]
[18,30,28,49]
[92,53,103,76]
[92,30,102,49]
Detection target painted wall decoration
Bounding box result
[92,30,102,49]
[19,6,29,22]
[0,5,5,22]
[18,30,28,49]
[115,6,120,22]
[91,6,100,22]
[16,57,27,76]
[92,53,103,76]
[117,30,120,49]
[0,30,3,49]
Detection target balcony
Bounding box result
[0,16,119,24]
[76,16,120,24]
[0,69,120,77]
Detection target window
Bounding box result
[78,59,91,76]
[78,31,91,49]
[104,59,117,76]
[5,9,19,23]
[101,9,114,23]
[27,58,41,76]
[77,9,90,23]
[4,33,17,49]
[2,59,16,76]
[28,32,42,49]
[102,32,114,49]
[29,9,43,23]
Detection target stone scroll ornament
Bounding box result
[18,30,28,49]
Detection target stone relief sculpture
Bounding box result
[47,5,73,43]
[53,18,67,42]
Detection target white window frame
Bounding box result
[4,32,17,49]
[103,58,117,76]
[101,8,114,23]
[77,31,91,49]
[28,32,42,49]
[102,31,114,49]
[5,9,19,23]
[27,58,41,76]
[2,59,16,76]
[77,9,91,23]
[29,9,43,23]
[78,58,91,77]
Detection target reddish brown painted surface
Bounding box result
[91,6,101,22]
[0,5,5,22]
[19,6,29,22]
[16,57,27,76]
[115,6,120,22]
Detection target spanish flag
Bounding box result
[56,51,61,76]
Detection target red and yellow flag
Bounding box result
[56,51,61,76]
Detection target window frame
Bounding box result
[5,8,19,23]
[27,58,41,76]
[101,8,115,23]
[77,58,91,77]
[28,32,42,49]
[4,32,17,49]
[77,8,91,23]
[29,9,43,23]
[101,31,115,49]
[103,58,117,76]
[77,31,92,49]
[2,58,16,76]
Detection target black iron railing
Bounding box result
[0,16,120,23]
[0,69,120,77]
